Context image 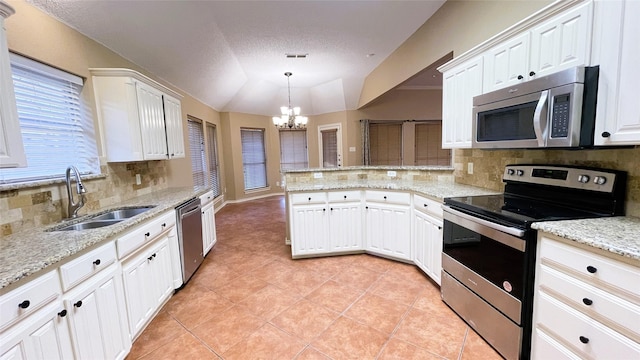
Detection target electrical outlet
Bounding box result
[135,173,141,185]
[313,172,323,179]
[387,171,397,177]
[349,146,356,152]
[467,163,474,175]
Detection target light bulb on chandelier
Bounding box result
[273,72,308,129]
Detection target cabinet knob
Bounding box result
[18,300,30,309]
[330,208,334,211]
[162,223,166,228]
[365,206,369,210]
[601,131,611,138]
[145,232,150,237]
[579,336,589,344]
[58,309,67,318]
[582,298,593,306]
[517,75,524,80]
[438,226,442,230]
[93,259,101,266]
[153,253,157,258]
[383,196,387,200]
[74,301,83,308]
[529,71,536,77]
[148,255,154,261]
[308,197,311,201]
[586,265,597,274]
[423,204,428,207]
[323,208,326,212]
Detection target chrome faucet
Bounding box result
[65,166,87,218]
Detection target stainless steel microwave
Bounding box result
[472,66,599,149]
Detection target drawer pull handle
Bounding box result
[344,195,347,199]
[323,208,326,212]
[162,223,166,228]
[58,309,67,318]
[74,301,83,308]
[517,75,524,80]
[93,259,101,266]
[582,298,593,306]
[330,208,334,211]
[308,197,311,201]
[579,336,589,344]
[148,255,154,261]
[18,300,30,309]
[586,266,597,274]
[145,232,150,237]
[383,196,387,200]
[529,71,536,77]
[438,226,442,230]
[424,204,428,207]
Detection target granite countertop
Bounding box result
[285,179,498,200]
[282,165,454,173]
[0,187,209,290]
[532,217,640,262]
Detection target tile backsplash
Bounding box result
[0,161,168,237]
[453,146,640,218]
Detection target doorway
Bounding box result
[318,123,342,168]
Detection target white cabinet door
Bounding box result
[365,202,411,261]
[0,302,74,360]
[593,0,640,145]
[329,202,363,252]
[412,210,443,285]
[0,4,26,168]
[483,32,530,92]
[201,201,217,255]
[290,203,329,257]
[162,94,185,159]
[530,2,593,79]
[136,82,168,160]
[441,56,483,149]
[64,263,130,360]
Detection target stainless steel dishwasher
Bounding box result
[176,198,204,284]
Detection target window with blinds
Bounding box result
[415,122,451,166]
[279,130,308,170]
[0,53,99,184]
[206,123,220,197]
[369,123,402,166]
[321,129,338,168]
[187,119,206,190]
[241,128,267,190]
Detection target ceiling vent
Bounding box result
[285,53,309,59]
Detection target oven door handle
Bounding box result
[533,90,549,147]
[443,206,525,238]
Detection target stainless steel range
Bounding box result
[441,165,627,360]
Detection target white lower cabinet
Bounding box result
[122,236,173,339]
[328,201,362,252]
[201,198,217,255]
[63,263,130,360]
[365,191,411,261]
[0,301,74,360]
[290,203,329,257]
[412,210,443,285]
[531,234,640,359]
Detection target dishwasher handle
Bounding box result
[180,205,201,219]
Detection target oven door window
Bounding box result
[443,221,525,301]
[476,101,537,142]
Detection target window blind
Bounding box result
[279,130,308,170]
[369,123,402,166]
[187,119,206,189]
[0,53,99,184]
[415,122,451,166]
[321,129,338,168]
[206,123,220,197]
[241,128,267,190]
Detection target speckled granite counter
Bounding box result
[285,179,497,201]
[532,217,640,262]
[0,187,208,290]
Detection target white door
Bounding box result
[365,203,411,260]
[201,201,217,255]
[136,82,167,160]
[122,252,155,336]
[329,202,363,252]
[318,124,342,168]
[483,32,530,92]
[290,203,329,256]
[162,94,185,159]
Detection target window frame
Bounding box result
[205,123,221,198]
[279,129,308,171]
[187,117,206,190]
[240,127,268,191]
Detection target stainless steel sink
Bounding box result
[91,207,155,221]
[56,219,123,231]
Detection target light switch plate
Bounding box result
[467,163,474,175]
[349,146,356,152]
[135,173,141,185]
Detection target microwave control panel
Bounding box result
[550,94,570,138]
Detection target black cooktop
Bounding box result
[444,194,606,230]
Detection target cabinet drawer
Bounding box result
[199,190,215,206]
[327,190,361,203]
[413,194,443,218]
[0,270,61,331]
[538,264,640,339]
[59,241,117,292]
[539,237,640,299]
[365,190,410,205]
[117,210,176,259]
[290,192,326,205]
[535,292,640,359]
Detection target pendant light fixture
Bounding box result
[273,72,307,129]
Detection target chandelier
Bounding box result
[272,72,308,129]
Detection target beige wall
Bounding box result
[359,0,552,107]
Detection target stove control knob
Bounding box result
[594,176,607,185]
[516,170,524,176]
[578,175,590,183]
[507,169,515,176]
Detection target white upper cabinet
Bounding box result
[483,1,593,93]
[441,56,483,149]
[91,68,185,162]
[0,2,26,168]
[592,0,640,146]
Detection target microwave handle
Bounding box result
[533,90,549,147]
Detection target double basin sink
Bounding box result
[50,206,155,231]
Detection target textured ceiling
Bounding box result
[30,0,446,116]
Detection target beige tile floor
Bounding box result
[126,196,502,360]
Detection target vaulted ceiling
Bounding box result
[31,0,446,116]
